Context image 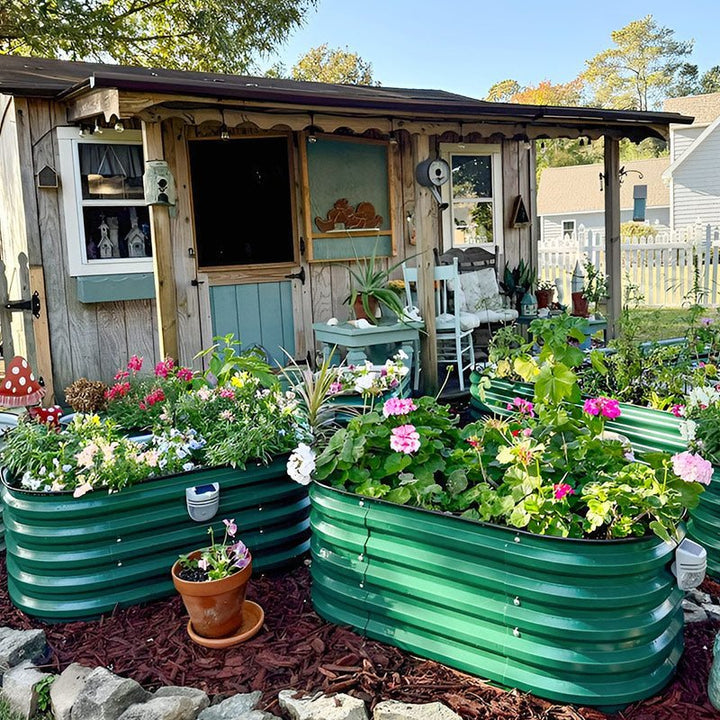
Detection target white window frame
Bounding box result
[439,143,503,252]
[58,128,153,276]
[562,219,576,238]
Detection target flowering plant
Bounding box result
[177,518,251,582]
[331,352,410,401]
[103,354,195,430]
[675,385,720,466]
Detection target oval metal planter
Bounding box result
[468,373,720,579]
[1,457,310,620]
[310,482,683,708]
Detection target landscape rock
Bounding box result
[198,692,266,720]
[0,661,53,720]
[71,667,151,720]
[154,686,210,715]
[373,700,462,720]
[50,663,94,720]
[0,628,47,670]
[703,603,720,622]
[683,598,709,623]
[687,589,712,605]
[278,690,368,720]
[118,696,198,720]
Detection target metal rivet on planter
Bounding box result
[513,627,521,637]
[514,596,521,606]
[116,538,122,543]
[259,529,264,534]
[117,562,122,567]
[359,501,364,507]
[359,582,364,588]
[358,554,364,561]
[514,536,521,543]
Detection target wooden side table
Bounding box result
[312,321,424,391]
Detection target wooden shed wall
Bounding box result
[17,99,159,396]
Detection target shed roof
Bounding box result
[0,56,693,139]
[663,92,720,125]
[537,157,670,216]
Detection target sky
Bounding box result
[264,0,720,99]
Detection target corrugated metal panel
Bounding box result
[2,458,309,619]
[310,483,683,707]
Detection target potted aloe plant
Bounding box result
[172,518,262,648]
[345,248,408,324]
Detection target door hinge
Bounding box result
[191,278,205,286]
[5,290,41,319]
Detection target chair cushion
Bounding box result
[436,312,480,331]
[457,268,505,314]
[473,308,519,324]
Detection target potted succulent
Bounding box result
[172,518,262,647]
[500,259,536,313]
[345,248,407,324]
[535,279,555,309]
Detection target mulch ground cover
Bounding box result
[0,554,718,720]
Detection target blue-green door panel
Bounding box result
[210,281,295,366]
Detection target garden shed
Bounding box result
[0,55,692,398]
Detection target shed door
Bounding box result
[188,136,300,366]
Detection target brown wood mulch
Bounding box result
[0,554,718,720]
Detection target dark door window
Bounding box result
[189,137,294,267]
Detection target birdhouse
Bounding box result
[143,160,177,206]
[128,234,146,258]
[98,235,114,259]
[520,290,537,317]
[571,260,585,294]
[36,165,58,189]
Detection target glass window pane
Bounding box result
[79,143,145,200]
[452,201,493,245]
[82,206,152,260]
[451,155,492,199]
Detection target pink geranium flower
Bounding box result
[671,451,713,485]
[506,397,534,417]
[670,404,685,418]
[390,424,421,454]
[127,355,143,372]
[583,396,621,419]
[383,397,417,418]
[553,483,575,500]
[154,357,175,378]
[177,367,193,382]
[219,387,235,399]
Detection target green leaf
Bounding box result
[535,362,577,404]
[446,468,469,495]
[382,452,412,477]
[385,486,413,505]
[649,520,672,543]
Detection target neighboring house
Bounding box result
[0,56,691,398]
[537,158,670,242]
[663,92,720,230]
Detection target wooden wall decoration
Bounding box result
[510,194,530,228]
[303,135,395,262]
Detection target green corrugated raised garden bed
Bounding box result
[1,459,309,619]
[310,482,683,708]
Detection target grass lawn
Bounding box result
[625,308,690,342]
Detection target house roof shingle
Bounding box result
[663,92,720,125]
[537,157,670,216]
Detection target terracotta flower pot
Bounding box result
[353,295,379,322]
[571,291,589,318]
[171,549,252,639]
[535,289,553,310]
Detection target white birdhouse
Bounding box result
[143,160,177,206]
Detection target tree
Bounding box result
[669,63,720,97]
[583,15,693,110]
[485,79,521,102]
[291,44,377,85]
[701,66,720,94]
[0,0,318,73]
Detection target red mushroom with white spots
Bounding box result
[0,356,46,407]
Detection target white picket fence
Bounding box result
[539,225,720,307]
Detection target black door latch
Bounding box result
[284,267,306,285]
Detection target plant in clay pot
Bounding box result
[535,280,555,309]
[172,518,263,647]
[345,246,407,324]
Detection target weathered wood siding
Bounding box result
[20,99,159,396]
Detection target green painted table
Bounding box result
[312,321,423,391]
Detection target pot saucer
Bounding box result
[186,600,264,649]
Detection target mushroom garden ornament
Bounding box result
[0,357,45,406]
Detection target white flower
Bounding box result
[287,443,316,486]
[21,473,42,491]
[687,385,720,410]
[182,462,195,472]
[354,372,378,394]
[679,419,697,443]
[396,349,408,360]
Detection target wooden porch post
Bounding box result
[603,137,622,339]
[411,133,438,392]
[142,121,179,360]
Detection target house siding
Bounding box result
[541,208,670,242]
[672,126,704,161]
[672,124,720,229]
